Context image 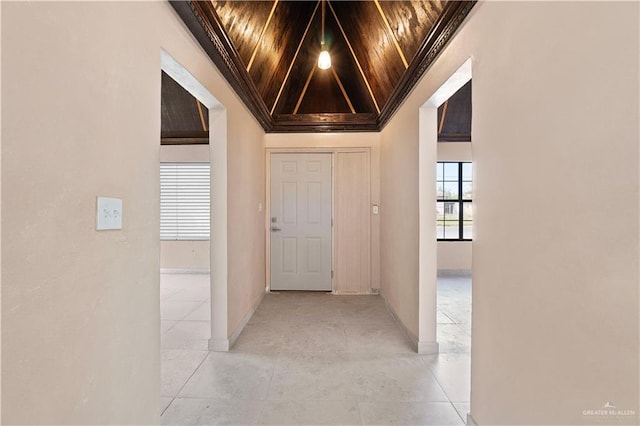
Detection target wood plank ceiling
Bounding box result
[170,0,476,133]
[161,71,209,144]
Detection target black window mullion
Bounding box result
[437,161,472,242]
[458,162,463,240]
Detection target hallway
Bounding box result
[160,274,470,425]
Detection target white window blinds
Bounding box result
[160,162,210,240]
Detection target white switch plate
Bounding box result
[372,204,379,215]
[96,197,123,230]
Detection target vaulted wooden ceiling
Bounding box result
[170,0,475,133]
[161,71,209,144]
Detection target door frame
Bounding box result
[265,147,371,293]
[161,50,229,351]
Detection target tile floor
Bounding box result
[160,273,471,425]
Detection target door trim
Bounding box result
[265,147,371,293]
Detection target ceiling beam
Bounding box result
[293,66,317,115]
[246,0,279,72]
[327,0,380,114]
[196,100,208,132]
[373,0,408,69]
[438,100,449,133]
[271,1,320,115]
[331,68,355,114]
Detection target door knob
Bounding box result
[271,226,282,232]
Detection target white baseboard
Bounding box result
[383,297,439,355]
[417,341,439,354]
[160,268,210,274]
[208,338,229,352]
[228,291,265,350]
[208,292,265,352]
[383,297,416,352]
[208,291,265,352]
[467,413,478,425]
[437,269,471,277]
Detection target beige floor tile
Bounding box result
[232,322,290,353]
[168,285,211,302]
[421,353,470,403]
[161,320,178,335]
[160,397,174,415]
[436,324,471,354]
[161,397,264,425]
[258,400,300,425]
[296,400,362,425]
[161,350,209,397]
[179,352,278,400]
[339,300,391,325]
[280,322,348,352]
[183,302,211,321]
[344,322,413,354]
[159,273,472,424]
[161,300,206,321]
[359,401,463,425]
[259,400,361,425]
[161,320,210,350]
[349,352,449,402]
[267,351,355,401]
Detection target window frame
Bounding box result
[437,161,472,241]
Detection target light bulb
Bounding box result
[318,50,331,70]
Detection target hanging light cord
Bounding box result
[321,0,325,46]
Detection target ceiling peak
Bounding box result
[170,0,476,133]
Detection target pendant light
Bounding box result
[318,0,331,69]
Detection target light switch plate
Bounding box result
[372,204,379,215]
[96,197,123,230]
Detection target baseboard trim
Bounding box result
[208,290,265,352]
[417,341,439,354]
[160,268,210,274]
[208,338,229,352]
[228,291,265,350]
[383,297,417,352]
[383,297,439,355]
[437,269,471,277]
[467,413,478,425]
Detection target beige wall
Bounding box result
[160,144,209,163]
[264,133,381,291]
[2,2,264,424]
[437,241,471,272]
[381,1,638,424]
[437,142,472,271]
[380,106,420,337]
[160,241,210,271]
[160,145,210,271]
[225,103,265,337]
[0,2,3,420]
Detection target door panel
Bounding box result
[270,153,332,291]
[334,151,371,293]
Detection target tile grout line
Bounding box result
[419,355,468,423]
[160,350,212,417]
[256,347,282,422]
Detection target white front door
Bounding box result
[270,153,332,291]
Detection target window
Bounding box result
[437,162,472,240]
[160,162,210,240]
